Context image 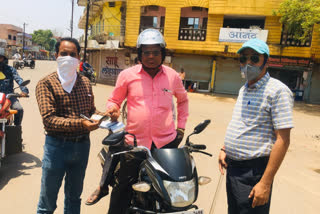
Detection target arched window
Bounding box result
[139,5,166,34]
[178,7,208,41]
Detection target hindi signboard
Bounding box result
[219,28,268,43]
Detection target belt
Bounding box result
[47,134,89,143]
[226,156,269,168]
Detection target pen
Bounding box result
[80,114,94,123]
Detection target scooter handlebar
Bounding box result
[191,144,206,150]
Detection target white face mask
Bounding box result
[57,56,79,93]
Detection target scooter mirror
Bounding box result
[193,119,211,134]
[102,131,126,145]
[20,80,31,87]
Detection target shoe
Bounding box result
[85,187,108,206]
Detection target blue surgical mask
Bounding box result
[240,64,263,82]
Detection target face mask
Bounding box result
[240,64,263,82]
[57,56,79,93]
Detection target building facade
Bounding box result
[78,0,320,103]
[0,24,23,58]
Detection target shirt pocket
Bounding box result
[158,91,173,110]
[242,100,271,125]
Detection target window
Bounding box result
[109,2,115,7]
[178,7,208,41]
[8,34,12,40]
[153,17,158,28]
[139,6,166,34]
[223,16,265,29]
[13,36,16,41]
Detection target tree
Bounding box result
[274,0,320,42]
[31,30,54,51]
[49,38,57,52]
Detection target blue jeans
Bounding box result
[37,135,90,214]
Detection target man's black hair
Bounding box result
[55,37,81,55]
[137,44,166,64]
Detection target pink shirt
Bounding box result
[107,64,189,149]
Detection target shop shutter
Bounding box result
[214,58,245,95]
[172,54,212,81]
[309,67,320,104]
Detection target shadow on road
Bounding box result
[293,102,320,116]
[0,152,42,190]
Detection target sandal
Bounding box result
[85,188,108,206]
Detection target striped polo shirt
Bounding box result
[224,72,294,160]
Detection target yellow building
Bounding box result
[78,0,320,103]
[78,0,131,85]
[124,0,320,103]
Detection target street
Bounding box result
[0,60,320,214]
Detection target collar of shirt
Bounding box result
[139,65,165,76]
[245,72,270,90]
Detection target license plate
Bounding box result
[163,209,204,214]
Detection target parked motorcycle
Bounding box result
[23,58,35,69]
[0,80,30,167]
[102,119,212,214]
[80,62,97,85]
[13,60,24,70]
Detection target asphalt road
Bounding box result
[0,60,319,214]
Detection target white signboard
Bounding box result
[99,50,129,80]
[219,28,268,43]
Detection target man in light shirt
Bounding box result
[85,29,189,213]
[218,39,294,214]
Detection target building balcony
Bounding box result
[178,28,207,41]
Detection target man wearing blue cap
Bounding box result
[218,38,294,213]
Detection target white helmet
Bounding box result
[136,29,166,48]
[0,48,7,59]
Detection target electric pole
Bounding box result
[22,23,26,55]
[84,0,90,62]
[70,0,74,38]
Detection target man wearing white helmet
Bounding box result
[85,29,189,213]
[0,48,29,126]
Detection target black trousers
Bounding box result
[107,138,181,214]
[226,157,272,214]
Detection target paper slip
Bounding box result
[99,120,125,133]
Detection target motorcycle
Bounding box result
[23,58,35,69]
[0,80,30,167]
[13,60,24,70]
[102,119,212,214]
[80,62,97,85]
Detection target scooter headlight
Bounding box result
[163,178,196,207]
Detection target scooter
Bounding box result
[0,80,30,167]
[23,58,35,69]
[102,119,212,214]
[13,60,24,70]
[80,63,97,85]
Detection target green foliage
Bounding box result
[31,30,54,51]
[274,0,320,42]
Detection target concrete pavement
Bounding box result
[0,60,319,213]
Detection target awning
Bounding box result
[39,49,48,53]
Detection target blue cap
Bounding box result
[237,38,269,56]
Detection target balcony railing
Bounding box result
[280,32,312,47]
[179,28,207,41]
